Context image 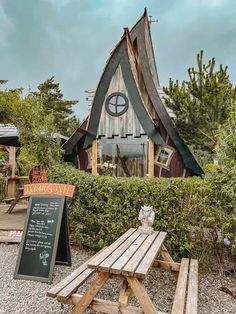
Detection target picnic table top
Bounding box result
[88,228,167,279]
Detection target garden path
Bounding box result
[0,202,26,242]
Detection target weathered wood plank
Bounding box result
[186,259,198,314]
[127,277,157,314]
[171,258,189,314]
[110,233,148,274]
[148,139,154,177]
[0,236,22,243]
[47,247,106,298]
[122,232,158,276]
[48,265,90,298]
[88,228,136,269]
[98,231,140,274]
[119,280,133,307]
[152,260,180,272]
[97,64,145,138]
[66,293,168,314]
[160,245,174,263]
[57,268,95,302]
[92,139,98,175]
[71,272,110,314]
[135,232,167,278]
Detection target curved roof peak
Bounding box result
[130,9,160,87]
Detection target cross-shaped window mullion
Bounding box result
[115,96,119,114]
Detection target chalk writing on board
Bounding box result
[24,201,60,252]
[14,195,71,283]
[40,251,50,266]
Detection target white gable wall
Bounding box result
[97,65,145,138]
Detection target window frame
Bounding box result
[105,92,129,117]
[154,145,175,169]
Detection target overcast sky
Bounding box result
[0,0,235,119]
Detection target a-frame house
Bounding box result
[63,9,203,177]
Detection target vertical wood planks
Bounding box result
[92,139,98,175]
[148,139,154,177]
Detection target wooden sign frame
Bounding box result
[14,195,66,283]
[55,197,71,266]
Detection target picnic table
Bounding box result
[47,228,198,313]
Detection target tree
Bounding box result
[0,80,21,124]
[12,97,63,174]
[31,76,80,136]
[215,101,236,167]
[163,51,236,157]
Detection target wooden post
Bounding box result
[71,272,110,314]
[148,139,154,177]
[8,146,16,177]
[92,139,98,175]
[3,145,17,198]
[119,280,133,307]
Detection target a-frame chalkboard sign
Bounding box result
[14,183,75,283]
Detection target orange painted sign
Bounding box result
[24,183,75,198]
[29,165,47,184]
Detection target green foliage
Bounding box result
[47,164,236,263]
[0,150,8,161]
[215,102,236,167]
[0,81,22,124]
[31,76,79,136]
[163,51,236,157]
[11,97,63,173]
[0,177,8,201]
[0,79,68,173]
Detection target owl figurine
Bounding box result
[138,205,155,234]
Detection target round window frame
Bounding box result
[105,92,129,117]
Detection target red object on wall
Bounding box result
[29,165,47,184]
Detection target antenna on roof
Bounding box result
[148,15,158,25]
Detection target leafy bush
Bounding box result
[0,177,8,201]
[47,164,236,263]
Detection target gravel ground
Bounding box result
[0,244,236,314]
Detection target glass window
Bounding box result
[97,135,147,177]
[155,146,174,168]
[105,92,129,116]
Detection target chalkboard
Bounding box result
[14,195,70,283]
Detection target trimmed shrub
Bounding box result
[47,164,236,263]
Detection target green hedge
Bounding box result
[47,164,236,263]
[0,177,7,202]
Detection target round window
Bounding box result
[105,92,129,116]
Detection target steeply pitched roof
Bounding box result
[62,117,88,154]
[63,9,203,176]
[130,9,203,175]
[83,28,165,149]
[131,8,160,87]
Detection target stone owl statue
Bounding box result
[138,205,155,234]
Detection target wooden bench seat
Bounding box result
[171,258,198,314]
[47,260,95,302]
[4,195,29,204]
[47,248,105,303]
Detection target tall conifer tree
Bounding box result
[164,51,236,157]
[32,76,79,136]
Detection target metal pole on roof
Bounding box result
[148,15,158,25]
